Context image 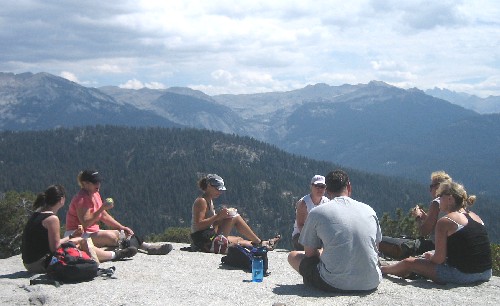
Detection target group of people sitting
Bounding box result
[21,170,172,274]
[21,168,492,292]
[288,170,492,292]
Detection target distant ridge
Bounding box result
[0,126,498,244]
[1,71,499,198]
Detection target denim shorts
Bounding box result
[436,264,492,285]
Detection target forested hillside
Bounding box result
[1,126,498,247]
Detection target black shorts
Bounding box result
[292,233,304,251]
[299,256,377,293]
[190,228,216,252]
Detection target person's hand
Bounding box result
[103,198,114,210]
[412,205,426,219]
[411,205,421,217]
[71,225,84,237]
[70,237,84,245]
[217,207,229,219]
[423,251,433,260]
[122,226,134,237]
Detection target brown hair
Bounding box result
[33,185,66,210]
[198,177,209,191]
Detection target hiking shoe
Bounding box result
[113,246,138,261]
[147,243,173,255]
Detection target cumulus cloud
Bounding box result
[119,79,166,90]
[60,71,81,83]
[0,0,499,97]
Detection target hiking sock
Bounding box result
[140,242,152,250]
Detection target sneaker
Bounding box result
[147,243,173,255]
[113,246,138,261]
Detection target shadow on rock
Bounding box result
[0,270,33,279]
[272,284,376,298]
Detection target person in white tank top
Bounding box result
[292,175,330,250]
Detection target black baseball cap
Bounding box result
[80,170,102,184]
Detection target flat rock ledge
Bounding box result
[1,242,499,306]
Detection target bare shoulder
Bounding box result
[296,199,306,209]
[42,214,60,226]
[437,215,457,228]
[193,197,208,210]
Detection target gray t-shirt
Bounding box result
[299,196,382,291]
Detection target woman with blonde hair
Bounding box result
[382,182,492,284]
[413,170,452,242]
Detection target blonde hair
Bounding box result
[430,171,452,185]
[436,181,476,211]
[77,171,85,188]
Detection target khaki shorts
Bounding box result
[23,254,51,274]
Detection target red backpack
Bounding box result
[47,242,99,282]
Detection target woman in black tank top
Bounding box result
[381,181,492,285]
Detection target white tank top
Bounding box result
[291,194,330,237]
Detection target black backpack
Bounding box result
[221,245,269,275]
[46,242,99,283]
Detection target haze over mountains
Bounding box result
[1,72,499,199]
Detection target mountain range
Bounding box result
[1,72,499,199]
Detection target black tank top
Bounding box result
[446,214,492,273]
[21,212,53,264]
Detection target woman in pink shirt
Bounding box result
[65,169,172,255]
[65,170,134,248]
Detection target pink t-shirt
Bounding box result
[65,189,103,232]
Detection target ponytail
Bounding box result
[33,185,66,210]
[32,193,46,210]
[198,177,208,191]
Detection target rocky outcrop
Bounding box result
[1,242,498,305]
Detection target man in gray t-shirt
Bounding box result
[288,169,382,292]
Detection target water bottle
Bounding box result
[252,254,264,282]
[119,230,126,240]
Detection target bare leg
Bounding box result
[217,215,260,243]
[93,247,114,262]
[226,235,253,248]
[381,257,438,282]
[288,251,306,273]
[89,230,120,248]
[78,237,113,262]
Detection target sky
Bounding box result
[1,0,499,97]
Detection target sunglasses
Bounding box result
[313,184,326,189]
[429,183,439,189]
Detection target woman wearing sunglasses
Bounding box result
[291,175,330,251]
[190,173,280,253]
[382,181,492,284]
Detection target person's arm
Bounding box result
[100,211,134,236]
[76,199,108,229]
[428,217,449,264]
[43,215,77,252]
[295,200,308,233]
[192,198,225,231]
[416,200,440,236]
[304,245,321,258]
